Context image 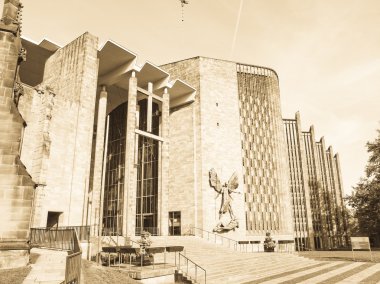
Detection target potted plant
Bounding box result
[263,232,276,252]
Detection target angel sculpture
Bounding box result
[209,168,239,233]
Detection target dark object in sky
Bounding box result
[179,0,189,6]
[179,0,189,22]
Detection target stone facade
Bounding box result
[283,114,349,249]
[168,103,197,233]
[163,57,294,241]
[19,33,99,228]
[236,64,293,239]
[162,58,202,233]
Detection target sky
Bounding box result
[13,0,380,195]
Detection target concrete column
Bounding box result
[90,86,108,236]
[123,73,138,236]
[160,88,170,236]
[147,82,153,132]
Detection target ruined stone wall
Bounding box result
[0,0,35,268]
[17,84,35,174]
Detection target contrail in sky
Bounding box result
[230,0,244,58]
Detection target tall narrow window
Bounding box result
[102,103,127,236]
[135,99,160,236]
[169,211,181,236]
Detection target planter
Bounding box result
[264,247,275,252]
[135,254,154,266]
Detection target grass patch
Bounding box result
[0,266,31,284]
[82,260,140,284]
[299,250,380,263]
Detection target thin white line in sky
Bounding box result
[230,0,244,59]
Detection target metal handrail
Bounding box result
[191,227,238,250]
[60,226,90,241]
[178,252,206,284]
[65,230,82,284]
[30,227,82,284]
[31,226,90,241]
[30,228,76,251]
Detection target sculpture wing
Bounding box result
[209,168,222,193]
[227,172,239,192]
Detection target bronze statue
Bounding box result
[209,168,239,233]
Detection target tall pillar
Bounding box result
[123,73,138,236]
[160,88,170,236]
[147,82,153,132]
[90,86,108,236]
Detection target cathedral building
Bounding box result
[0,0,348,268]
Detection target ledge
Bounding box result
[0,241,30,251]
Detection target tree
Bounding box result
[346,129,380,246]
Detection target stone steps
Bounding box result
[144,236,380,284]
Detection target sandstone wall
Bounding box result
[163,57,247,238]
[167,103,196,233]
[0,0,35,268]
[29,33,99,227]
[162,57,202,233]
[198,58,246,238]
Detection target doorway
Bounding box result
[169,211,181,236]
[46,211,62,229]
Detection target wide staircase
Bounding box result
[149,236,380,284]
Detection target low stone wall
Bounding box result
[0,242,30,269]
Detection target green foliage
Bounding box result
[366,129,380,179]
[346,129,380,243]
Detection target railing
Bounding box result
[30,228,76,251]
[190,227,238,250]
[59,226,90,241]
[30,227,82,284]
[178,252,206,284]
[65,250,81,284]
[30,226,90,242]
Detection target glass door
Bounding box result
[169,211,181,236]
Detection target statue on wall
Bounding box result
[209,168,240,233]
